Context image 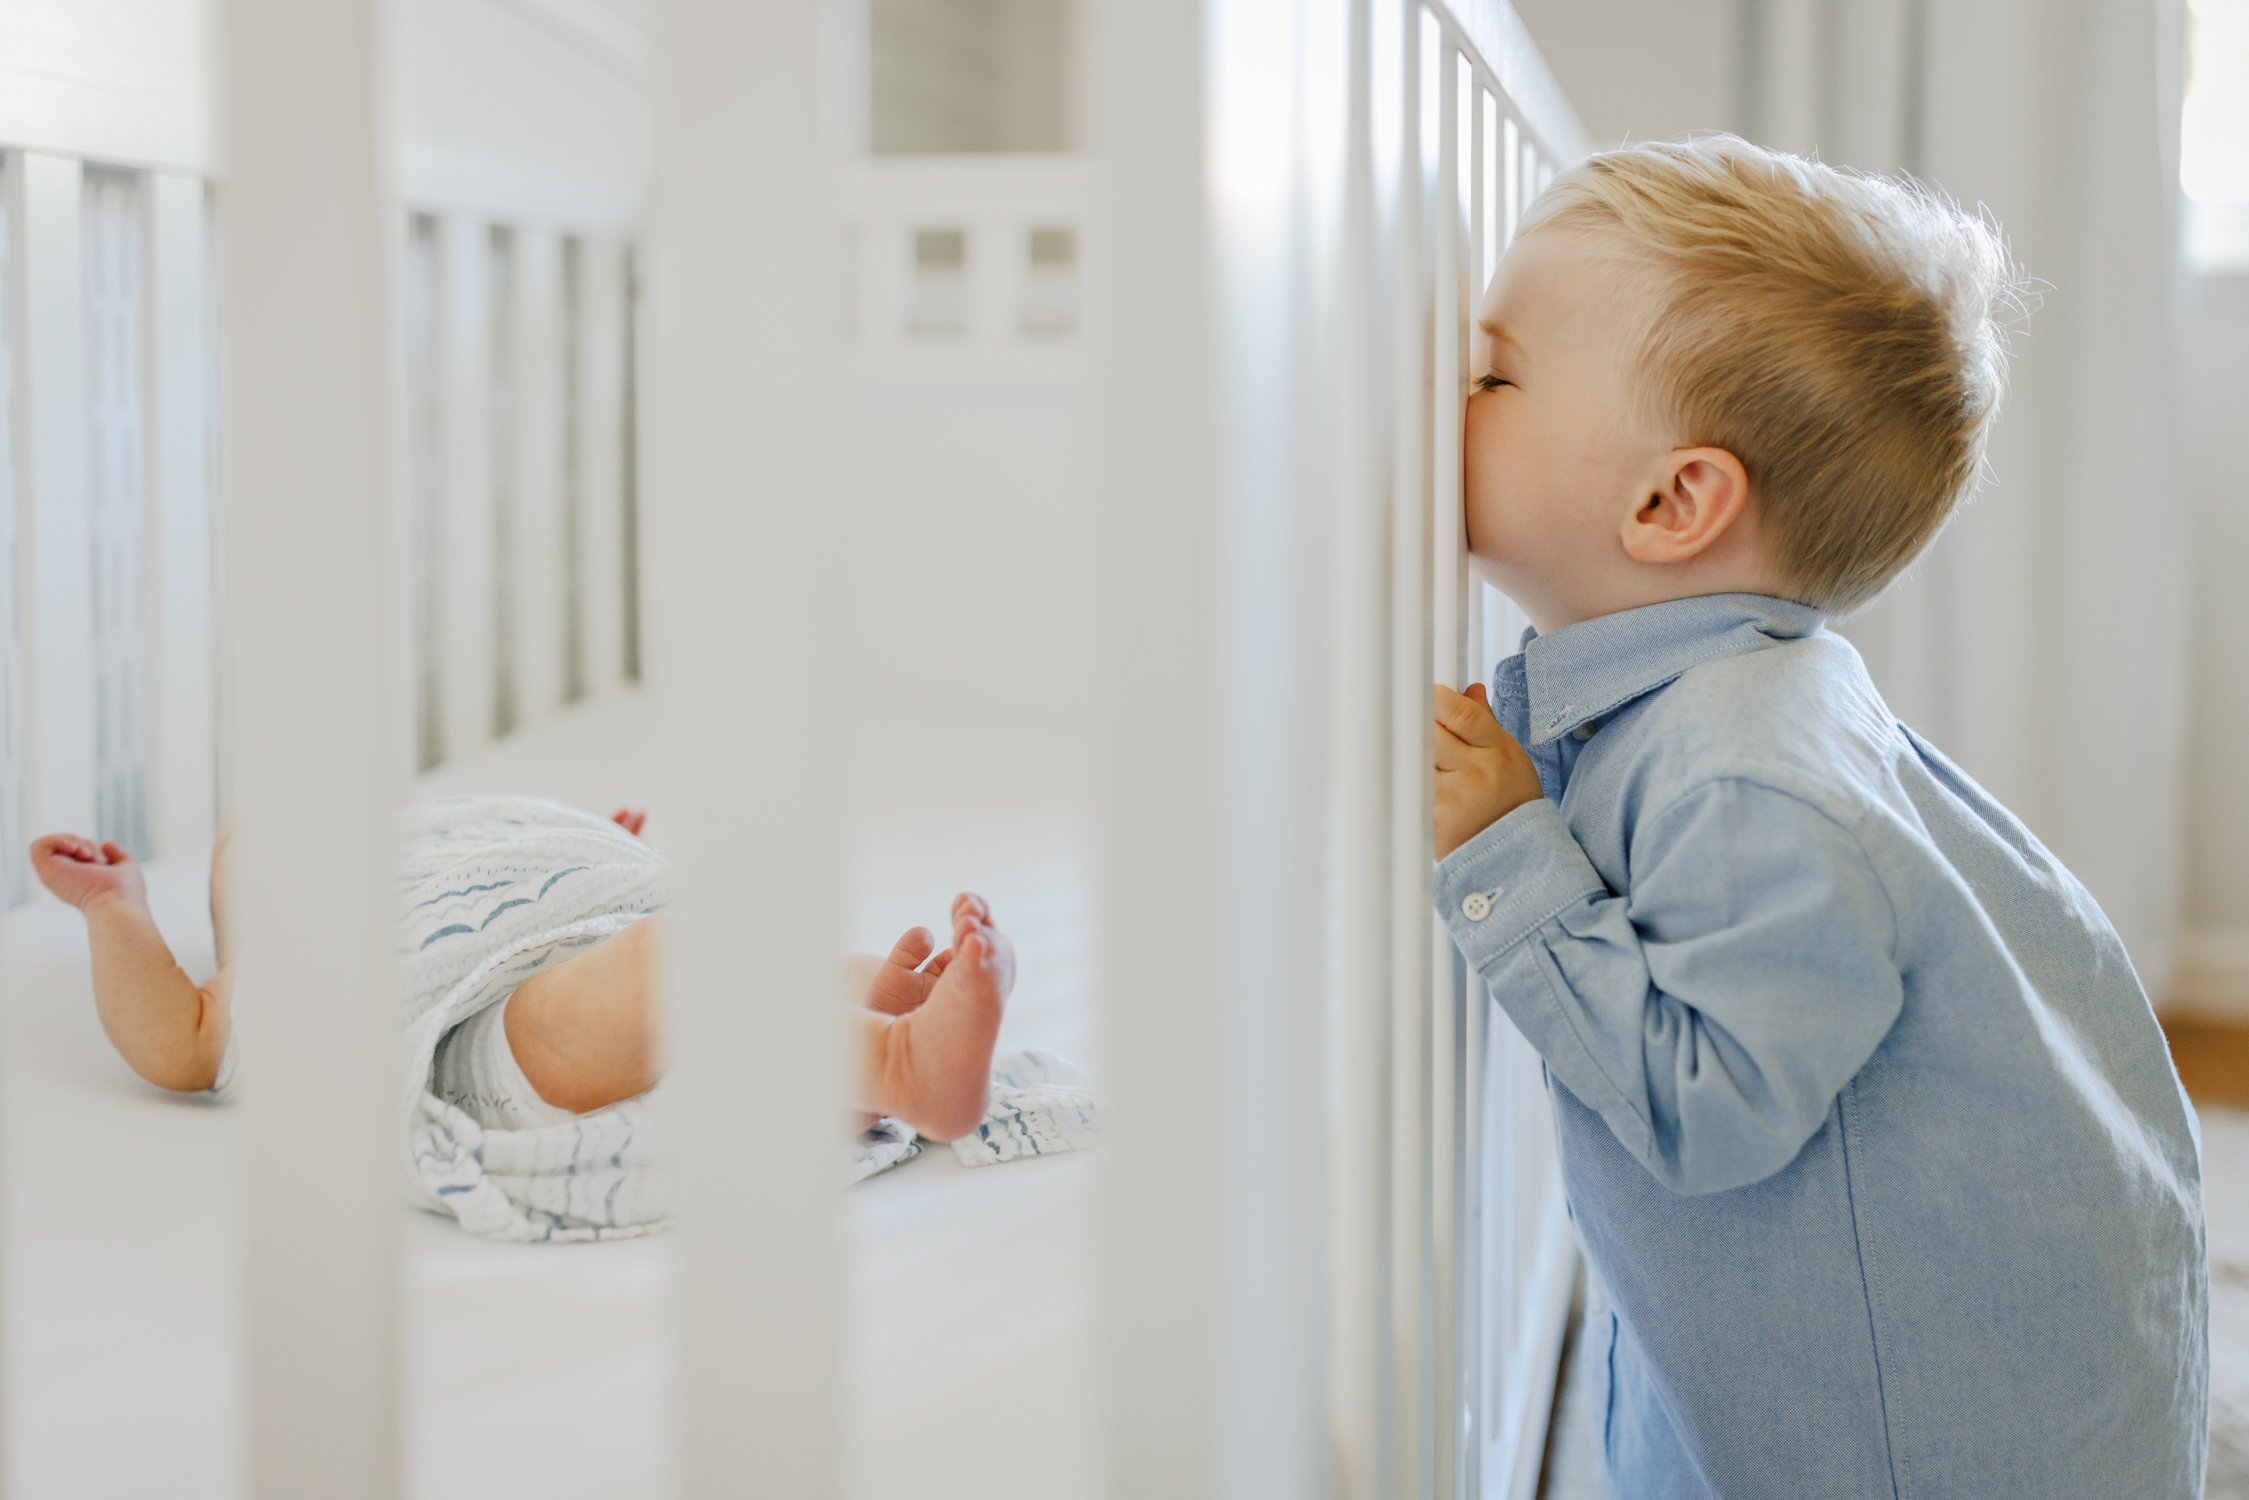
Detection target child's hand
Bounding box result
[28,834,148,912]
[1433,683,1543,860]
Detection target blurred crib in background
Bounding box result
[0,1,1591,1496]
[0,0,651,907]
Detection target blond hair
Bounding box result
[1520,133,2036,617]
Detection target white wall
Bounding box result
[0,0,652,220]
[1509,0,1743,147]
[839,384,1093,728]
[2177,274,2249,1012]
[402,0,651,224]
[0,0,216,170]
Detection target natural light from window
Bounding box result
[2187,0,2248,200]
[2185,0,2249,268]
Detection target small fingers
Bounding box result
[1432,683,1501,748]
[923,948,954,977]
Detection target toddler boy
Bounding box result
[1433,135,2206,1498]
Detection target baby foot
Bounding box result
[880,894,1016,1140]
[28,834,147,914]
[849,889,996,1016]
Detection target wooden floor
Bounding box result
[2164,1013,2249,1110]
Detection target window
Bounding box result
[2185,0,2249,270]
[868,0,1073,155]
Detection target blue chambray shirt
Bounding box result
[1435,591,2208,1500]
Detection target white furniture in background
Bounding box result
[838,154,1084,384]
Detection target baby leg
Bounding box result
[499,918,664,1114]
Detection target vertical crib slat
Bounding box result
[1327,0,1398,1489]
[12,154,96,847]
[1450,71,1490,1500]
[148,171,217,855]
[1090,0,1332,1493]
[1425,33,1470,1497]
[1089,0,1227,1485]
[0,152,11,1488]
[434,215,497,759]
[1,157,25,910]
[647,2,842,1493]
[1388,6,1437,1494]
[83,169,154,857]
[219,0,404,1493]
[507,226,568,723]
[570,235,629,699]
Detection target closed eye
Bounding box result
[1475,372,1511,391]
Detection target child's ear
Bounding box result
[1620,446,1751,565]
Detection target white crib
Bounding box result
[0,0,1591,1495]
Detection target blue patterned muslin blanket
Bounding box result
[850,1049,1102,1180]
[950,1048,1102,1166]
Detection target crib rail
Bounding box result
[0,183,641,907]
[1088,0,1585,1496]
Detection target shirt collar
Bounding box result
[1505,591,1831,748]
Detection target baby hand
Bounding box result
[1432,683,1543,860]
[28,834,148,912]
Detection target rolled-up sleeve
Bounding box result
[1436,778,1902,1195]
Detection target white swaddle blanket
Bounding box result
[391,796,677,1242]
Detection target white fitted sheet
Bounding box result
[1,691,1101,1498]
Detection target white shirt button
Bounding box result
[1462,892,1493,922]
[1571,723,1596,742]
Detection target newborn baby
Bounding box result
[29,798,1015,1145]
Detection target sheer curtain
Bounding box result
[1738,0,2193,995]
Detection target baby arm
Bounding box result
[1431,690,1904,1195]
[28,836,230,1093]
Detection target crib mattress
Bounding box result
[0,694,1101,1499]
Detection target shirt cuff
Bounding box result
[1434,798,1608,970]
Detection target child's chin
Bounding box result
[1466,552,1511,589]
